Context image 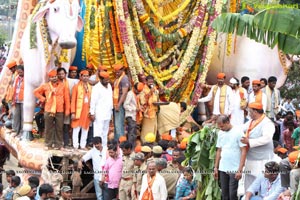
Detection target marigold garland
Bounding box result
[88,0,226,102]
[144,0,192,22]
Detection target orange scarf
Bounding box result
[245,114,265,138]
[255,90,263,104]
[141,174,155,200]
[113,72,125,107]
[75,82,91,119]
[141,85,158,118]
[6,72,17,102]
[134,91,143,124]
[239,87,244,99]
[48,82,57,115]
[12,76,24,104]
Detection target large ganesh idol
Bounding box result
[207,34,291,87]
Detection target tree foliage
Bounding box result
[280,59,300,107]
[0,29,7,46]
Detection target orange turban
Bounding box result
[113,63,123,71]
[248,102,263,110]
[161,134,172,141]
[277,148,288,154]
[48,70,57,77]
[137,82,144,92]
[119,136,127,143]
[217,73,226,79]
[86,63,93,69]
[7,61,17,69]
[293,146,299,150]
[180,141,187,150]
[99,71,110,78]
[98,65,108,71]
[69,66,77,71]
[288,151,300,163]
[252,80,261,85]
[135,145,142,153]
[80,70,89,76]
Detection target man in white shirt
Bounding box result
[89,71,113,147]
[241,102,275,191]
[198,73,233,118]
[78,137,107,200]
[264,76,281,120]
[139,161,168,200]
[228,77,248,126]
[124,82,143,145]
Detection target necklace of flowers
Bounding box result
[129,0,204,85]
[130,2,189,84]
[130,2,182,64]
[82,0,92,61]
[191,0,224,105]
[143,0,192,22]
[133,0,200,42]
[165,5,208,89]
[116,0,141,82]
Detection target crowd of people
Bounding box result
[0,170,73,200]
[1,59,300,200]
[199,73,300,200]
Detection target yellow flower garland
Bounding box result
[144,0,192,22]
[170,12,209,90]
[116,0,140,82]
[199,0,223,83]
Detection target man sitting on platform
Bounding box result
[243,161,285,200]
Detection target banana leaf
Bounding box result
[254,8,300,39]
[212,8,300,54]
[184,125,221,200]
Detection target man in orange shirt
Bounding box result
[5,61,18,123]
[57,67,78,148]
[34,70,70,150]
[71,70,92,150]
[12,65,24,137]
[139,75,159,143]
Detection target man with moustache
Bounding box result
[248,80,267,113]
[11,65,24,137]
[240,102,275,191]
[78,137,107,200]
[71,70,92,149]
[198,73,234,118]
[90,71,113,147]
[139,75,159,143]
[264,76,281,120]
[113,63,130,141]
[228,77,248,126]
[57,67,79,147]
[34,70,70,150]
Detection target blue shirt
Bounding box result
[247,174,285,200]
[216,126,246,172]
[175,179,197,200]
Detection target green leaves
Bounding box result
[212,8,300,54]
[184,125,221,200]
